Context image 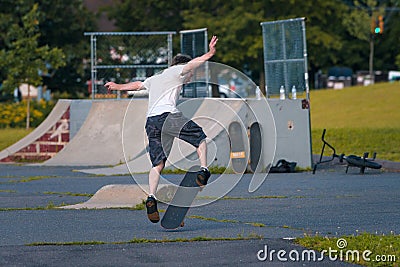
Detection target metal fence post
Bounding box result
[90,34,97,100]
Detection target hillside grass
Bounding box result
[310,82,400,162]
[0,128,33,151]
[310,82,400,129]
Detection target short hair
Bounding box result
[171,53,192,66]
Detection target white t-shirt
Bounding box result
[142,64,188,117]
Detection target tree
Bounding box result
[0,0,97,98]
[372,1,400,71]
[286,0,348,70]
[181,0,266,90]
[0,4,65,128]
[106,0,187,32]
[341,0,382,81]
[396,54,400,69]
[36,0,97,96]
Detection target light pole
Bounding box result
[369,15,384,84]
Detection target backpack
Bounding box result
[269,159,297,173]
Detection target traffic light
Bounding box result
[378,15,384,34]
[373,15,384,34]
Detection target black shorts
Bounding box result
[145,112,207,167]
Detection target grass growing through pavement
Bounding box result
[0,175,59,184]
[0,189,16,193]
[188,215,304,230]
[296,232,399,266]
[0,201,145,211]
[43,191,93,197]
[197,195,288,201]
[26,233,264,246]
[0,201,61,211]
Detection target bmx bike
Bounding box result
[313,129,382,174]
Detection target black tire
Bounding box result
[345,155,382,169]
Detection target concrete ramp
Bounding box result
[78,98,248,175]
[44,99,148,166]
[60,184,176,209]
[0,100,71,162]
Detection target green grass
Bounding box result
[43,191,94,197]
[310,82,400,162]
[296,233,399,266]
[0,201,61,211]
[310,82,400,129]
[0,189,16,193]
[0,175,59,184]
[0,128,33,151]
[312,128,400,162]
[0,201,145,212]
[26,234,264,246]
[188,215,306,229]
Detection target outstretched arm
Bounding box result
[104,81,144,94]
[182,35,218,75]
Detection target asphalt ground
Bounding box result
[0,163,398,266]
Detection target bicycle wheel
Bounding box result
[346,155,382,169]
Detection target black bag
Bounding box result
[270,159,297,173]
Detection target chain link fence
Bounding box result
[179,28,256,98]
[261,18,310,99]
[84,32,175,99]
[84,29,258,99]
[180,28,208,58]
[180,28,208,98]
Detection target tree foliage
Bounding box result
[0,0,96,97]
[107,0,187,32]
[0,3,65,92]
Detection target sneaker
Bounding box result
[196,167,211,187]
[146,196,159,223]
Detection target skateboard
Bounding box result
[161,166,201,229]
[249,122,262,173]
[228,121,247,173]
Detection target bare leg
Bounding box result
[197,140,207,168]
[148,161,165,196]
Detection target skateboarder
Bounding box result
[105,35,218,223]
